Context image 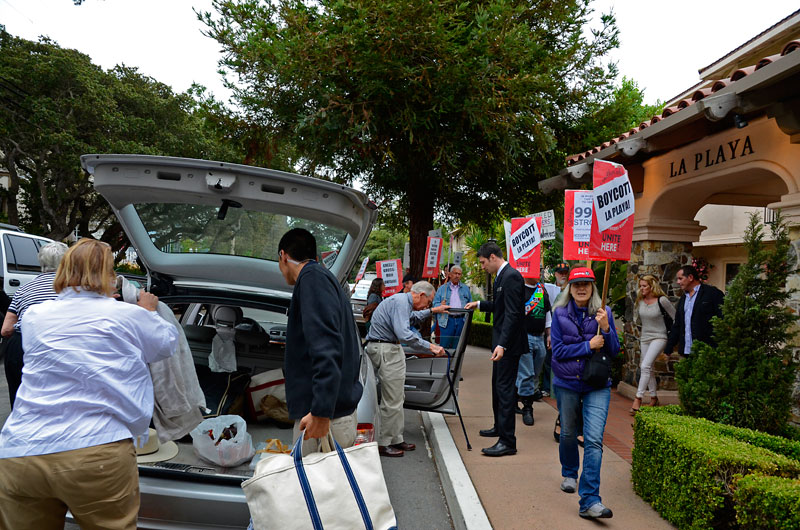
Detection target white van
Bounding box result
[0,224,54,296]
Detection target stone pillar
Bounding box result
[623,240,694,390]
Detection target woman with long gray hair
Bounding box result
[1,241,69,407]
[550,267,620,520]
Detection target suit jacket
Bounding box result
[478,263,528,357]
[665,283,724,355]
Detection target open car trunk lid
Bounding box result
[82,154,377,294]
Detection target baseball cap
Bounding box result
[568,267,595,284]
[554,262,570,273]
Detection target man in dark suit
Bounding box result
[465,242,527,456]
[665,264,725,356]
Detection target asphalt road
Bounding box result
[0,359,452,530]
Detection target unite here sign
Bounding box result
[423,236,443,278]
[563,190,593,260]
[588,159,635,261]
[508,216,542,279]
[354,257,369,283]
[377,259,402,296]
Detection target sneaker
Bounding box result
[579,502,613,519]
[542,390,550,398]
[560,477,577,493]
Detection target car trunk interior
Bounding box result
[139,300,295,483]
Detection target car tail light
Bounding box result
[354,423,375,445]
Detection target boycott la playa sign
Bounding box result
[508,216,542,278]
[589,159,634,260]
[563,190,593,260]
[423,236,443,278]
[377,259,402,295]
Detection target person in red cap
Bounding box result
[550,266,620,520]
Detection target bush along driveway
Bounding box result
[632,405,800,529]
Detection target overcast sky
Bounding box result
[1,0,798,106]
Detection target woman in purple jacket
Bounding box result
[550,267,620,520]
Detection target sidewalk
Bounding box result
[443,346,673,529]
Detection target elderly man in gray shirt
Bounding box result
[365,281,447,457]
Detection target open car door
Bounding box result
[402,308,472,414]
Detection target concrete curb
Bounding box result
[421,411,493,530]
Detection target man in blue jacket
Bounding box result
[278,228,363,452]
[432,265,472,350]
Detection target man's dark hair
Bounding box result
[403,276,416,284]
[477,242,503,260]
[278,228,317,261]
[679,265,699,282]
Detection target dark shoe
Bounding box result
[579,502,613,519]
[515,404,523,414]
[577,435,585,448]
[390,442,416,451]
[481,441,517,457]
[532,390,543,402]
[553,417,561,443]
[479,427,499,437]
[522,406,534,426]
[378,445,404,457]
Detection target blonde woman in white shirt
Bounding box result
[631,275,676,414]
[0,239,178,530]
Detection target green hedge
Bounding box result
[632,407,800,529]
[467,321,492,349]
[734,474,800,529]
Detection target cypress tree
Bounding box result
[675,212,798,434]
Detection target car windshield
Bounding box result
[134,203,348,263]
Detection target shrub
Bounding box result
[467,320,492,349]
[734,474,800,529]
[632,407,800,529]
[676,212,798,434]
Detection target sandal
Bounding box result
[629,397,642,415]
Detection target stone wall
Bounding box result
[787,226,800,423]
[623,240,694,390]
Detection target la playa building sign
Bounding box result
[669,135,754,178]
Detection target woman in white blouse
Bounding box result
[0,239,178,530]
[631,275,676,414]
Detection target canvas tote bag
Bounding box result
[242,432,398,530]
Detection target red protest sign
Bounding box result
[422,236,443,278]
[588,160,634,261]
[377,259,403,296]
[508,216,542,278]
[354,257,369,283]
[563,190,593,261]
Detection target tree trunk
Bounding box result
[407,181,434,280]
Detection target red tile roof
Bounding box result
[565,36,800,166]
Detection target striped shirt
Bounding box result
[8,272,58,331]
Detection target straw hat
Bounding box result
[135,428,179,464]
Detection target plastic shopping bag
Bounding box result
[190,414,255,467]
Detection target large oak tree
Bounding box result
[0,32,241,250]
[201,0,621,277]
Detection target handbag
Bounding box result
[242,433,398,530]
[362,302,379,322]
[581,347,611,389]
[657,297,674,332]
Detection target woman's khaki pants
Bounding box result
[0,439,139,530]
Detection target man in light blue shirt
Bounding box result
[433,265,472,350]
[365,282,447,457]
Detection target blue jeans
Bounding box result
[555,385,611,511]
[439,316,465,350]
[517,334,546,396]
